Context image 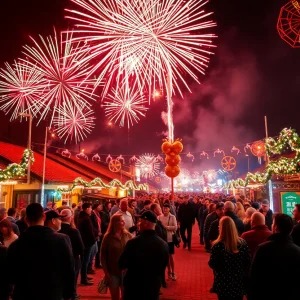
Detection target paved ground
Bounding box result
[77,225,217,300]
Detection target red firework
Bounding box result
[277,0,300,48]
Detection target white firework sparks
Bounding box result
[136,153,160,179]
[53,103,95,143]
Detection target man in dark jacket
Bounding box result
[60,209,84,300]
[78,203,96,285]
[208,201,244,241]
[291,203,300,246]
[204,202,224,252]
[0,246,10,300]
[178,195,196,250]
[241,212,272,256]
[119,210,169,300]
[249,213,300,300]
[259,199,273,230]
[7,203,75,300]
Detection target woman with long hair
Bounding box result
[243,207,256,232]
[209,216,251,300]
[100,214,132,300]
[0,219,18,248]
[235,202,245,221]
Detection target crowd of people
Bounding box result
[1,192,300,300]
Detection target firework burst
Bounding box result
[136,153,160,179]
[53,103,95,143]
[66,0,216,96]
[21,29,99,125]
[103,84,148,128]
[0,61,45,120]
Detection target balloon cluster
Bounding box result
[161,139,183,178]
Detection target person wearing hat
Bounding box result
[259,199,273,230]
[44,210,66,232]
[7,203,75,300]
[118,210,169,300]
[59,209,84,300]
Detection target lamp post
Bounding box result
[41,128,55,207]
[19,113,32,185]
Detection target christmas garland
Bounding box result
[225,128,300,189]
[57,177,149,193]
[0,149,34,182]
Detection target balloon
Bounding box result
[165,155,181,166]
[172,140,183,154]
[161,141,172,154]
[165,165,180,178]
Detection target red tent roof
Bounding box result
[0,141,92,183]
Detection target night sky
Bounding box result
[0,0,299,175]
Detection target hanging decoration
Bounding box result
[244,143,251,153]
[129,155,138,164]
[106,155,113,164]
[61,149,71,158]
[231,146,241,155]
[251,140,266,164]
[225,128,300,189]
[161,139,183,178]
[57,176,148,193]
[221,156,237,171]
[214,148,225,157]
[108,159,122,172]
[200,151,209,159]
[116,155,125,164]
[76,150,88,161]
[92,153,101,162]
[0,149,34,182]
[186,152,195,162]
[277,0,300,48]
[135,153,160,179]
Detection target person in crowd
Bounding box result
[209,216,251,300]
[199,199,210,244]
[0,245,10,300]
[243,207,256,232]
[100,201,111,235]
[16,208,28,234]
[209,201,244,241]
[44,210,64,232]
[241,212,272,256]
[117,199,135,232]
[78,203,96,285]
[0,219,18,247]
[249,213,300,300]
[150,203,168,288]
[251,202,260,211]
[58,200,69,213]
[235,202,245,221]
[0,208,20,236]
[178,195,196,250]
[139,199,152,215]
[259,199,273,230]
[7,203,75,300]
[127,199,139,221]
[119,210,169,300]
[90,203,102,269]
[101,214,132,300]
[52,202,58,212]
[110,199,121,216]
[243,201,251,211]
[59,209,84,300]
[204,202,224,252]
[44,201,53,211]
[71,203,77,212]
[158,203,177,282]
[74,201,82,227]
[291,203,300,246]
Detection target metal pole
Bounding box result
[41,127,48,207]
[27,114,32,185]
[264,116,274,210]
